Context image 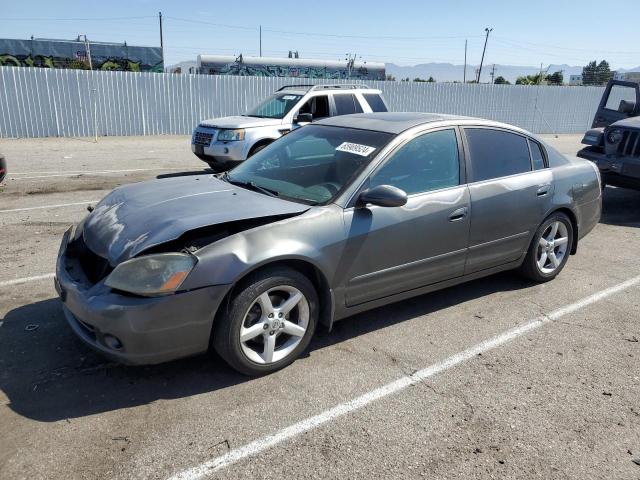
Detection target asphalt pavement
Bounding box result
[1,134,639,480]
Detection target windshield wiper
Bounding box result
[222,173,279,198]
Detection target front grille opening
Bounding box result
[194,131,214,146]
[66,236,113,284]
[617,130,640,158]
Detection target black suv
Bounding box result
[578,79,640,190]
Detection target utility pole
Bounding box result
[159,12,164,71]
[476,27,492,83]
[79,34,92,69]
[490,64,496,83]
[345,53,357,78]
[463,39,467,83]
[259,25,262,57]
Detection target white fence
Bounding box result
[0,66,604,138]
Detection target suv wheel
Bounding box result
[213,267,318,376]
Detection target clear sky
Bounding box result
[2,0,639,69]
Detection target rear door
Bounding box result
[331,93,364,117]
[463,127,553,274]
[592,81,640,128]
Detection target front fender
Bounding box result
[180,206,344,290]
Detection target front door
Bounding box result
[339,128,470,307]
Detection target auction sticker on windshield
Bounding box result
[336,142,376,157]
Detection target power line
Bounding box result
[3,15,156,21]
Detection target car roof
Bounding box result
[315,112,479,134]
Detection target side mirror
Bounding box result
[294,113,313,123]
[358,185,408,208]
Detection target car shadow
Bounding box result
[1,271,532,423]
[600,186,640,227]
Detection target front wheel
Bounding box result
[213,267,318,376]
[519,212,573,282]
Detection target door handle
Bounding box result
[536,184,551,196]
[449,206,468,222]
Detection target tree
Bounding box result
[384,73,396,81]
[494,76,510,84]
[545,71,563,85]
[427,76,435,83]
[596,60,612,85]
[516,74,543,85]
[582,60,598,85]
[413,77,427,82]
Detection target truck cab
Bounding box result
[577,80,640,190]
[191,84,388,172]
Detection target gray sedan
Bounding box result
[55,113,602,375]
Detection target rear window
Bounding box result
[363,93,388,112]
[465,128,532,182]
[334,94,363,115]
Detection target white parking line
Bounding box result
[167,274,640,480]
[0,273,55,288]
[7,167,191,180]
[0,200,99,214]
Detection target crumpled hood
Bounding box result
[82,175,309,265]
[200,115,283,129]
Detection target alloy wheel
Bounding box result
[239,285,310,364]
[536,221,569,274]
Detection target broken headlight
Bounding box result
[105,253,196,296]
[606,129,623,144]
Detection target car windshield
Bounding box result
[225,125,393,205]
[245,93,304,119]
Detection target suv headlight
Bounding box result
[217,129,245,141]
[606,129,623,144]
[105,253,196,296]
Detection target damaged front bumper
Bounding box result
[55,228,232,365]
[577,147,640,190]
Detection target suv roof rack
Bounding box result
[276,84,316,92]
[276,83,371,92]
[310,84,370,91]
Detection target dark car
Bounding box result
[0,154,6,183]
[577,79,640,190]
[56,113,602,376]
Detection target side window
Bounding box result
[369,129,459,195]
[465,129,531,182]
[333,94,363,115]
[363,93,388,112]
[298,95,330,119]
[605,85,638,112]
[528,139,546,170]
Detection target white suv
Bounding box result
[191,84,388,171]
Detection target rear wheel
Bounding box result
[213,267,318,376]
[519,212,573,282]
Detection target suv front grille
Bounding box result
[66,236,113,285]
[193,130,215,146]
[617,130,640,157]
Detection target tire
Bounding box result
[248,142,271,157]
[519,212,574,283]
[213,267,318,376]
